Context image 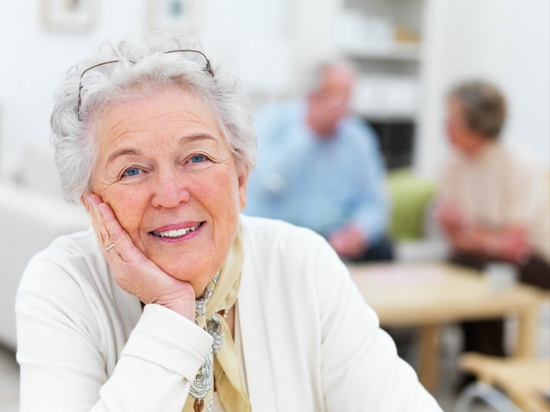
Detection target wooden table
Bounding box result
[348,262,546,392]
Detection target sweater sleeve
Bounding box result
[16,253,212,412]
[314,241,442,411]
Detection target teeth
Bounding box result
[153,223,202,238]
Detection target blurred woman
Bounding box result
[437,80,550,383]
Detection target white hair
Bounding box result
[51,32,257,203]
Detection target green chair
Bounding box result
[387,168,437,241]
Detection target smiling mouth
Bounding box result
[150,222,204,238]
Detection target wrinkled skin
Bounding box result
[83,86,248,321]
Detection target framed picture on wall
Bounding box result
[146,0,202,35]
[42,0,100,34]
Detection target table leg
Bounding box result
[514,306,538,358]
[418,324,439,393]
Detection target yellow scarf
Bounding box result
[182,227,251,412]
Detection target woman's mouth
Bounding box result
[149,222,205,242]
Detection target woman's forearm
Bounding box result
[450,225,530,261]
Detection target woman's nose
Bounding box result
[151,169,190,208]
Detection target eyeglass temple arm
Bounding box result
[78,50,213,120]
[164,49,214,76]
[78,60,122,120]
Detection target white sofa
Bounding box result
[0,143,90,349]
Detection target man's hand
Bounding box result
[84,193,196,320]
[328,225,368,259]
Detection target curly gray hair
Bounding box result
[51,32,257,203]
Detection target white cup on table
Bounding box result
[484,262,518,294]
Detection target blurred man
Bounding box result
[245,63,392,261]
[437,80,550,386]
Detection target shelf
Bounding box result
[341,41,421,61]
[351,74,419,122]
[353,111,417,122]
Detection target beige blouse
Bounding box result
[440,142,550,262]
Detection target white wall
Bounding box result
[0,0,299,172]
[201,0,295,97]
[416,0,550,178]
[0,0,145,172]
[11,0,546,182]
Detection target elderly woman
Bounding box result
[437,80,550,388]
[16,33,440,411]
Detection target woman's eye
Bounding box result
[122,167,142,177]
[189,155,207,163]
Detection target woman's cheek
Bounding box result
[106,188,148,240]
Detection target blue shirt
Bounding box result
[245,99,389,243]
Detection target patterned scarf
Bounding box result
[182,227,251,412]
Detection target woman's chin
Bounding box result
[158,260,201,281]
[153,258,214,294]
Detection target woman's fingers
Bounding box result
[98,201,142,264]
[89,197,153,301]
[85,193,109,247]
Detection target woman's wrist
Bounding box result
[164,302,195,321]
[153,295,196,321]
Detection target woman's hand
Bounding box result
[495,226,531,263]
[435,201,465,234]
[452,224,531,264]
[85,193,196,321]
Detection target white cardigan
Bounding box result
[16,215,441,411]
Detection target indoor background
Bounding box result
[0,1,548,411]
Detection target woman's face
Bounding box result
[445,98,486,156]
[91,86,248,296]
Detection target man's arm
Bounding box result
[346,120,389,244]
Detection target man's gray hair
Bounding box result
[306,60,356,93]
[51,32,257,203]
